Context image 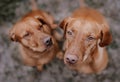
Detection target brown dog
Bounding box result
[60,0,112,74]
[9,0,61,71]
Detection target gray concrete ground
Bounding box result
[0,0,120,82]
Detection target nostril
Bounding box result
[72,59,75,62]
[71,59,77,64]
[44,37,52,46]
[70,59,77,64]
[66,57,70,61]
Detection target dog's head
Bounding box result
[10,17,55,52]
[60,17,112,67]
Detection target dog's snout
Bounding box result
[65,55,78,64]
[44,37,52,47]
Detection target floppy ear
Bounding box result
[9,28,18,42]
[99,24,112,47]
[59,17,72,30]
[59,17,73,38]
[35,16,57,29]
[42,12,58,29]
[35,16,49,24]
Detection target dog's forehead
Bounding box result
[13,21,36,37]
[69,19,100,35]
[25,18,41,26]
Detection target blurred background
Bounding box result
[0,0,120,82]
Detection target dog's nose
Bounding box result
[44,37,52,47]
[65,55,78,64]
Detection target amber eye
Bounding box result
[87,36,95,40]
[67,30,73,35]
[23,32,30,38]
[38,25,43,30]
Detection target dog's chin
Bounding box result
[31,45,53,53]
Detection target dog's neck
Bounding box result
[96,46,104,63]
[93,40,104,64]
[90,41,106,72]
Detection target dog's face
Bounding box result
[10,17,54,52]
[60,17,112,67]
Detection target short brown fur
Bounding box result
[9,0,61,71]
[60,0,112,73]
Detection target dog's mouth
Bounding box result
[65,62,78,69]
[44,44,53,51]
[31,38,54,53]
[66,63,76,67]
[30,43,53,53]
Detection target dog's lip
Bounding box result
[30,47,49,53]
[28,43,54,53]
[66,62,76,66]
[44,44,54,51]
[66,62,77,68]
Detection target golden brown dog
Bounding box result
[60,0,112,73]
[9,0,61,71]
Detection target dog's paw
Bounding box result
[56,51,64,60]
[37,65,43,71]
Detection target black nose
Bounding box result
[44,37,52,47]
[65,55,78,64]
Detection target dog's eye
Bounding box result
[87,36,95,40]
[23,32,30,38]
[38,25,43,30]
[67,30,73,35]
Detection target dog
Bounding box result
[9,0,61,71]
[60,0,112,73]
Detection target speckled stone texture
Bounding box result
[0,0,120,82]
